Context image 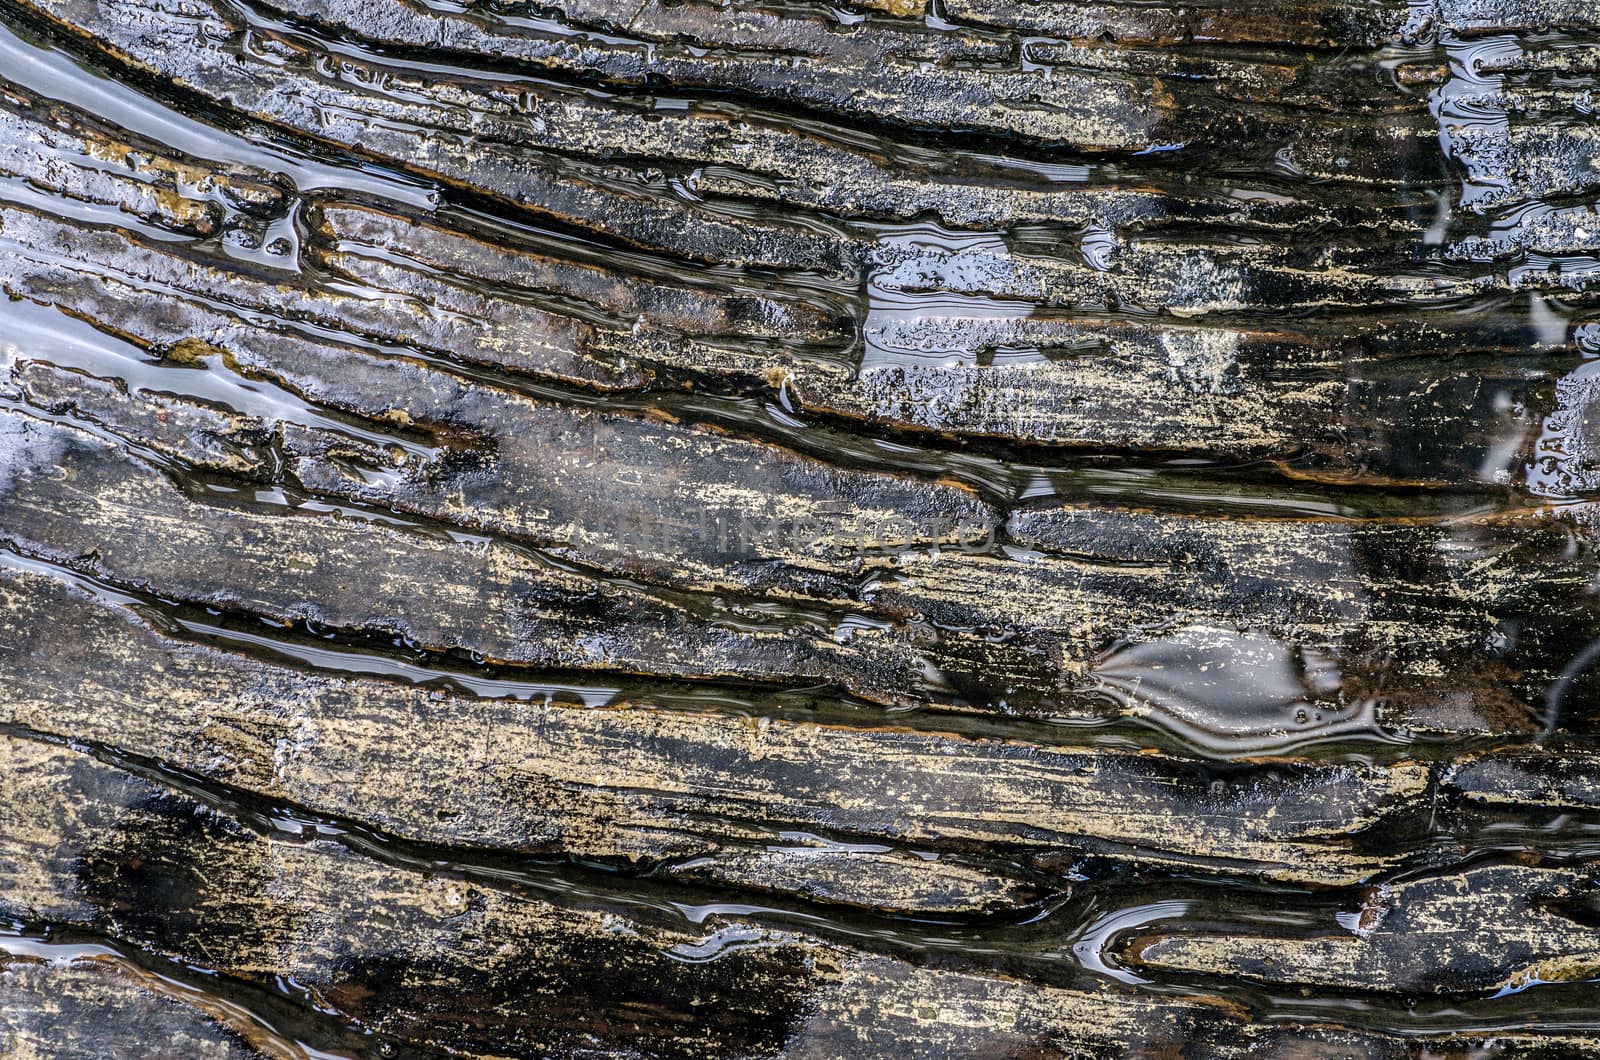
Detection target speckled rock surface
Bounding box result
[2,0,1600,1054]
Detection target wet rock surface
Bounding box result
[3,0,1600,1054]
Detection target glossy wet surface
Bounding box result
[1,0,1600,1055]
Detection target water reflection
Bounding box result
[1091,625,1381,755]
